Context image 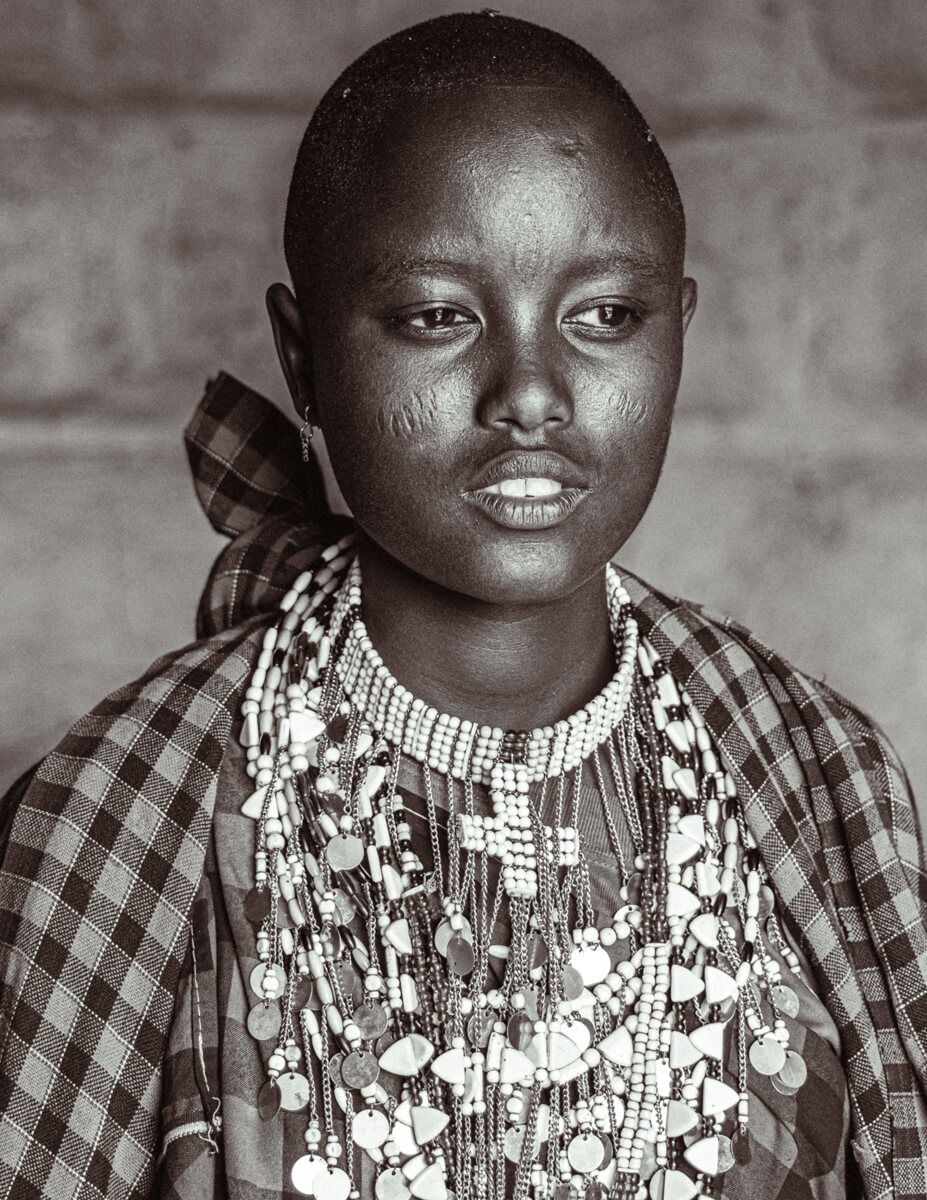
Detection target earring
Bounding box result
[299,407,314,462]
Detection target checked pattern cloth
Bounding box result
[1,373,925,1199]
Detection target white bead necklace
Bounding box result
[237,540,808,1200]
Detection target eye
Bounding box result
[562,302,641,340]
[392,305,478,339]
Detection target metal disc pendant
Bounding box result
[332,887,356,924]
[320,924,343,959]
[771,983,800,1019]
[291,1152,325,1196]
[435,916,472,956]
[250,962,287,1001]
[278,1071,310,1111]
[247,1002,281,1042]
[507,1012,534,1051]
[467,1011,495,1049]
[327,834,364,871]
[337,961,358,994]
[749,1034,786,1076]
[243,887,272,925]
[375,1030,397,1057]
[354,1002,390,1041]
[770,1074,800,1096]
[257,1079,281,1120]
[567,1133,605,1173]
[561,965,584,1001]
[526,932,549,971]
[313,1166,352,1200]
[291,974,315,1012]
[353,1107,390,1149]
[341,1050,380,1089]
[717,1135,735,1174]
[328,1052,346,1086]
[376,1168,412,1199]
[778,1049,808,1089]
[757,884,775,920]
[447,933,475,976]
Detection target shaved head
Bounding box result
[283,12,685,313]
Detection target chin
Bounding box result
[438,539,611,609]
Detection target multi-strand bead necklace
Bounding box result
[238,537,808,1200]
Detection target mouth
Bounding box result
[464,452,590,531]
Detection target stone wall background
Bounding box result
[2,1,926,815]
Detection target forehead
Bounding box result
[321,86,680,277]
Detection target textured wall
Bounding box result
[2,1,926,814]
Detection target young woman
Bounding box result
[2,14,924,1200]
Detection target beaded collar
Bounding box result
[238,538,808,1200]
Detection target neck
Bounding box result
[355,538,616,732]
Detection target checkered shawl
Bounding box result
[1,373,925,1199]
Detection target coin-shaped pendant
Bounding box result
[771,983,800,1019]
[447,933,475,977]
[717,1135,735,1174]
[250,962,287,1001]
[435,916,473,956]
[291,974,315,1012]
[526,932,549,972]
[257,1079,281,1121]
[278,1071,310,1112]
[276,896,297,929]
[749,1034,786,1076]
[567,1133,605,1173]
[507,1012,534,1052]
[770,1074,800,1096]
[561,965,584,1001]
[326,834,364,871]
[341,1050,380,1089]
[353,1107,390,1149]
[243,887,272,926]
[376,1169,412,1200]
[337,961,358,994]
[354,1002,390,1041]
[328,1052,346,1086]
[247,1002,281,1042]
[320,924,343,959]
[375,1030,397,1057]
[314,1166,352,1200]
[732,1129,752,1164]
[291,1152,325,1196]
[332,887,356,925]
[467,1010,495,1049]
[777,1050,808,1089]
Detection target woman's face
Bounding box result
[298,87,695,606]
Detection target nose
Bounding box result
[476,337,573,435]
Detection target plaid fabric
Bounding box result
[1,373,924,1198]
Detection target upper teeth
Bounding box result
[483,478,563,498]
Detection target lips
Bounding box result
[464,450,589,530]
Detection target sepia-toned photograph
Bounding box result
[2,4,925,1198]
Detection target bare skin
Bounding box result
[268,86,696,732]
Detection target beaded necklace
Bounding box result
[238,537,808,1200]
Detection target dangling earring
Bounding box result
[299,407,314,462]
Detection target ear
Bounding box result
[266,282,317,422]
[680,277,697,334]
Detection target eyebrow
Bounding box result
[365,249,673,288]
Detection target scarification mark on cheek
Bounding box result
[374,389,439,439]
[609,390,648,425]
